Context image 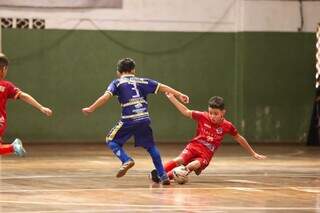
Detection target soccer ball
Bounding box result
[172,166,189,184]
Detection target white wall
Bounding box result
[0,0,319,32]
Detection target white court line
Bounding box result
[0,201,318,211]
[291,187,320,193]
[1,173,320,180]
[6,210,224,213]
[226,179,262,184]
[225,187,263,192]
[1,187,320,193]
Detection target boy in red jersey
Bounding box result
[0,53,52,156]
[150,93,266,182]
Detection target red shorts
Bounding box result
[179,142,214,171]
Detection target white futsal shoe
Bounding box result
[12,138,26,157]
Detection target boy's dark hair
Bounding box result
[117,58,135,73]
[0,53,9,69]
[208,96,225,110]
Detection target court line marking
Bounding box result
[3,210,225,213]
[291,187,320,193]
[1,187,320,193]
[225,187,263,192]
[226,179,262,184]
[1,173,320,180]
[0,201,318,210]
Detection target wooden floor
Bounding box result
[1,143,320,213]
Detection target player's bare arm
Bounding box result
[158,84,189,104]
[18,92,52,117]
[232,133,267,160]
[165,92,192,118]
[82,92,112,116]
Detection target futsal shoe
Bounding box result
[194,168,202,176]
[149,169,160,183]
[116,160,135,178]
[160,174,170,185]
[12,138,26,157]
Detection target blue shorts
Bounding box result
[106,121,155,148]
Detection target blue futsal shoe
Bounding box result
[12,138,26,157]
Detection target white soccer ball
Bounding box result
[172,166,189,184]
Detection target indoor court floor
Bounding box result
[1,143,319,213]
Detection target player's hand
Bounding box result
[82,107,93,116]
[41,107,53,117]
[179,94,189,104]
[253,153,267,160]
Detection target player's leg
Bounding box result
[151,145,194,182]
[0,141,14,155]
[186,150,212,176]
[146,145,170,185]
[0,139,25,156]
[134,123,170,185]
[185,159,202,173]
[165,157,185,180]
[164,157,184,172]
[167,144,196,179]
[106,122,134,178]
[0,123,25,156]
[149,157,181,183]
[0,126,12,155]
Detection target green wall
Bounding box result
[2,29,315,142]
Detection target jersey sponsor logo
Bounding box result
[121,112,149,119]
[198,139,215,152]
[0,86,5,92]
[134,103,143,108]
[116,77,148,87]
[121,98,147,107]
[132,107,147,113]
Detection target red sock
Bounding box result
[0,143,14,155]
[164,160,178,172]
[167,170,174,180]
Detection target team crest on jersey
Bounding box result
[216,127,223,135]
[0,86,5,92]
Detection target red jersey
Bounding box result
[0,80,21,122]
[190,111,238,152]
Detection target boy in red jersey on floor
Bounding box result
[150,93,266,182]
[0,53,52,157]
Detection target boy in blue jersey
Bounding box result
[82,58,189,185]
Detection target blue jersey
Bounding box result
[106,75,160,125]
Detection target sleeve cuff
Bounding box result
[154,83,161,94]
[105,91,113,96]
[14,91,22,99]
